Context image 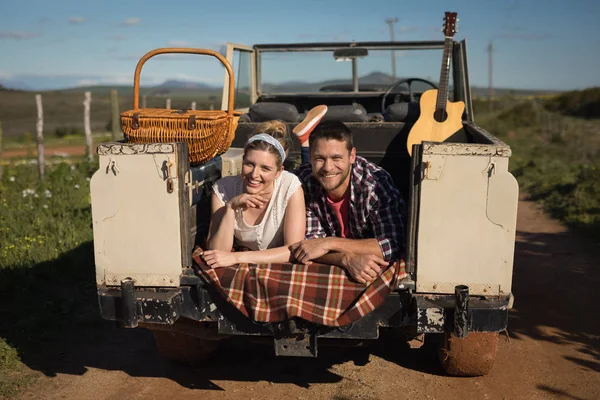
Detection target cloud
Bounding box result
[167,40,190,47]
[69,16,85,24]
[108,35,126,41]
[0,71,13,79]
[77,79,98,86]
[121,18,140,26]
[0,31,36,40]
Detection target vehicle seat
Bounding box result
[245,102,299,122]
[384,102,420,123]
[322,104,368,123]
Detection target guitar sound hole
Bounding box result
[434,108,448,123]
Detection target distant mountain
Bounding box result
[359,72,396,85]
[154,79,217,89]
[1,72,563,98]
[0,80,32,91]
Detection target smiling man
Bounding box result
[293,120,405,284]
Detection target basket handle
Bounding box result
[132,47,235,116]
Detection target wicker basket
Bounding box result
[121,48,239,165]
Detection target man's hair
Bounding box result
[309,120,353,151]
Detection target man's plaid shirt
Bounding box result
[295,156,405,262]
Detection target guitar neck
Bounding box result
[435,36,454,111]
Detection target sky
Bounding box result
[0,0,599,91]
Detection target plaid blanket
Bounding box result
[192,248,407,327]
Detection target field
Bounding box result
[474,91,600,237]
[0,159,101,397]
[0,87,223,142]
[0,87,599,397]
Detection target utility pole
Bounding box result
[488,41,494,112]
[385,17,399,80]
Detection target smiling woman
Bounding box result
[203,120,306,267]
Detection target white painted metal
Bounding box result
[416,142,519,296]
[221,42,257,111]
[90,150,183,287]
[220,147,244,177]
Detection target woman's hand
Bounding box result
[201,250,240,268]
[227,193,268,211]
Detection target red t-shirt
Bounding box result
[326,188,350,238]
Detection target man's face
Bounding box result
[310,138,356,196]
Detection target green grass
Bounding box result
[0,159,100,398]
[475,97,600,237]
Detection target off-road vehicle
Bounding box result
[91,35,518,376]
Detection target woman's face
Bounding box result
[242,149,282,195]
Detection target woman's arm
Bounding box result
[237,187,306,263]
[202,188,307,267]
[283,187,306,245]
[206,193,236,251]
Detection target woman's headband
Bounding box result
[245,133,286,163]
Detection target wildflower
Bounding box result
[44,189,52,198]
[22,189,36,198]
[70,165,76,171]
[66,176,73,181]
[74,184,80,189]
[86,177,91,182]
[9,176,15,182]
[43,204,48,209]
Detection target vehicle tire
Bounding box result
[152,329,221,365]
[439,332,499,376]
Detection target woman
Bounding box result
[203,120,306,268]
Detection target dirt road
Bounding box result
[15,200,600,400]
[2,145,87,158]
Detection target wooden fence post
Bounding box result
[35,94,45,180]
[191,101,196,110]
[166,98,171,110]
[142,95,147,108]
[0,120,3,180]
[110,89,120,140]
[83,91,93,163]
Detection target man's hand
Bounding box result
[200,250,239,268]
[290,238,330,264]
[342,254,389,284]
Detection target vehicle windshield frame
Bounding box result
[253,41,446,95]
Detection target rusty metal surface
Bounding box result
[274,334,317,357]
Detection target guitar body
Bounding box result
[406,89,465,155]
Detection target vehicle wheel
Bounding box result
[152,329,221,365]
[439,332,499,376]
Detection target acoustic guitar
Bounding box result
[406,12,464,156]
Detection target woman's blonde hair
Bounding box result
[245,120,290,169]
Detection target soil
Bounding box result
[14,199,600,400]
[2,146,87,158]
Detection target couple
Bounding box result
[203,106,405,284]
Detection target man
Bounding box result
[292,120,405,284]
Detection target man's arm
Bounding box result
[290,238,388,284]
[291,237,382,263]
[310,251,388,284]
